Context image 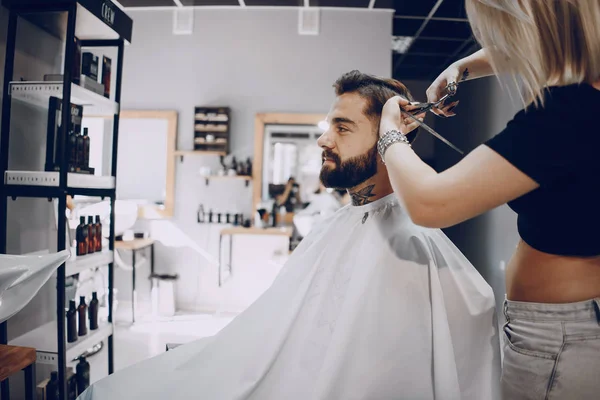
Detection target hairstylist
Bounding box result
[377,1,600,399]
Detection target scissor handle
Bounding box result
[446,81,458,96]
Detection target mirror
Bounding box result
[262,124,323,209]
[253,113,327,216]
[84,110,177,218]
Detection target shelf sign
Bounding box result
[102,1,116,26]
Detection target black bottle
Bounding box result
[87,216,96,254]
[78,296,87,336]
[272,201,278,227]
[82,127,90,169]
[246,158,253,176]
[76,129,85,171]
[89,291,99,330]
[76,216,88,256]
[208,209,213,224]
[46,371,60,400]
[95,215,102,252]
[76,356,90,394]
[67,372,78,400]
[67,300,78,343]
[231,157,238,174]
[68,129,78,170]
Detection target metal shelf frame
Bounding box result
[0,2,132,399]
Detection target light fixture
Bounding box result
[318,120,329,131]
[392,36,414,54]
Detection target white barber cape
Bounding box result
[80,194,501,400]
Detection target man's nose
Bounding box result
[317,129,334,149]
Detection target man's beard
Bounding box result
[319,144,378,189]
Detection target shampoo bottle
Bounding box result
[89,291,99,330]
[78,296,87,336]
[67,300,78,343]
[76,129,85,171]
[76,356,90,394]
[95,215,102,252]
[46,371,60,400]
[87,216,96,254]
[76,216,88,256]
[82,127,90,169]
[68,129,78,170]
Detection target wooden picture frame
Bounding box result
[252,113,327,217]
[90,110,178,218]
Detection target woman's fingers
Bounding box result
[433,100,460,117]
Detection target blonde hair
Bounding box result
[466,0,600,106]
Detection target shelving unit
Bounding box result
[193,106,231,154]
[0,1,132,399]
[9,81,119,116]
[11,321,113,366]
[65,250,113,277]
[174,149,226,162]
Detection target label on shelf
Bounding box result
[9,81,119,116]
[4,171,115,189]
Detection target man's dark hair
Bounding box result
[333,70,417,139]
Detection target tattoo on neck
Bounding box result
[461,68,469,81]
[350,185,376,206]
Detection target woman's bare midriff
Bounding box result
[506,240,600,303]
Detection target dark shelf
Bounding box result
[1,0,133,43]
[0,2,129,398]
[193,106,231,155]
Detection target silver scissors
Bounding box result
[403,82,464,155]
[407,81,458,116]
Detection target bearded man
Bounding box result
[80,71,501,400]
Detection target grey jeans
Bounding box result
[501,297,600,400]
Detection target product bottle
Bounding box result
[197,204,205,223]
[68,129,78,170]
[46,371,60,400]
[231,157,238,174]
[78,296,87,336]
[76,216,88,256]
[271,201,278,227]
[246,158,253,176]
[208,209,213,224]
[68,372,78,400]
[76,356,90,394]
[76,129,85,171]
[87,216,96,254]
[82,127,90,169]
[67,300,78,343]
[89,291,99,330]
[95,215,102,252]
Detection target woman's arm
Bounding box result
[383,142,538,228]
[379,95,538,228]
[427,49,495,116]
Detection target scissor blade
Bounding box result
[401,110,464,155]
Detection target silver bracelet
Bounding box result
[377,130,411,163]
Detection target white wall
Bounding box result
[114,8,397,312]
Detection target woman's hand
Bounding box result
[379,96,426,138]
[426,64,461,117]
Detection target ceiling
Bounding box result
[115,0,479,81]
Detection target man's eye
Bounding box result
[337,126,348,133]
